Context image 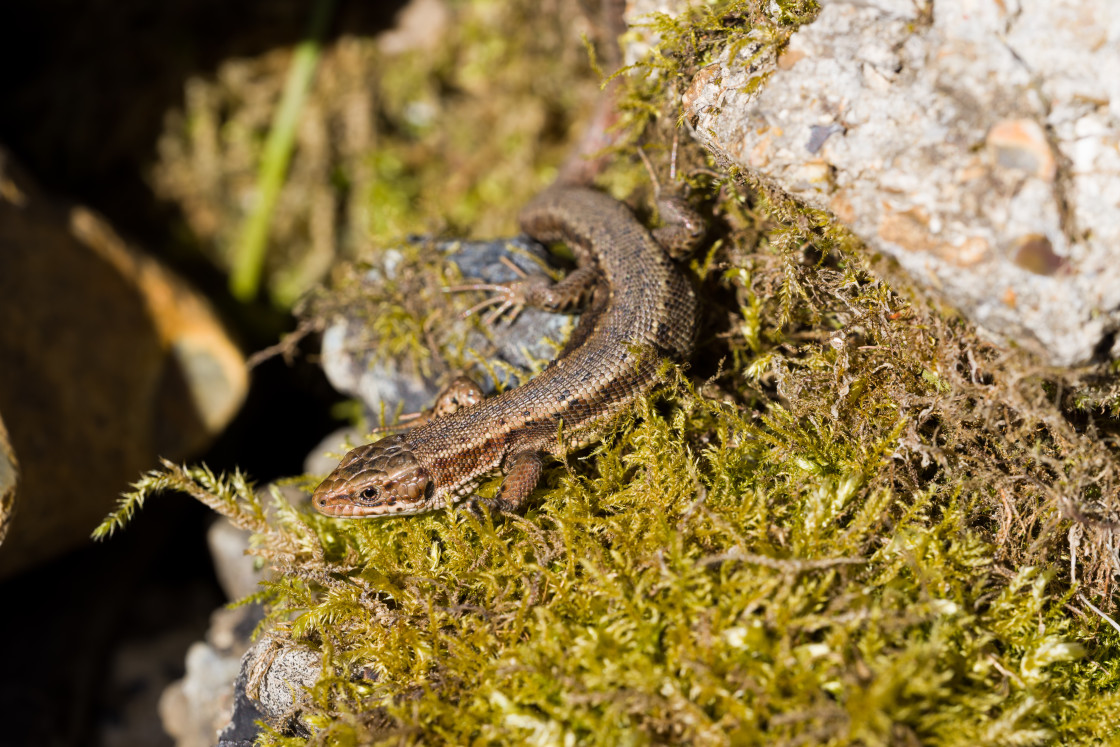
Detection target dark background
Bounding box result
[0,2,405,743]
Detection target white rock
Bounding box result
[677,0,1120,364]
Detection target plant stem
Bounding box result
[229,0,336,302]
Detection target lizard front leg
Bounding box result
[493,450,545,512]
[464,449,544,516]
[395,376,485,429]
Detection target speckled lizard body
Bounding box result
[313,186,699,517]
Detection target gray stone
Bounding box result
[305,426,364,481]
[206,518,268,602]
[680,0,1120,365]
[320,237,575,416]
[160,605,263,747]
[216,633,323,743]
[160,641,242,747]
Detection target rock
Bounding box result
[679,0,1120,366]
[206,518,269,602]
[305,427,364,478]
[215,661,269,747]
[160,606,262,747]
[320,237,574,417]
[0,147,248,576]
[217,633,323,744]
[244,636,322,728]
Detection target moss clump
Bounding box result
[100,353,1120,743]
[102,0,1120,743]
[153,0,602,307]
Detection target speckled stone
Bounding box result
[676,0,1120,365]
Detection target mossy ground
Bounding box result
[104,0,1120,744]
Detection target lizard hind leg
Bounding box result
[638,140,707,259]
[651,196,706,259]
[452,266,601,326]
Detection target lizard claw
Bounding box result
[445,256,546,325]
[458,494,512,521]
[446,278,547,326]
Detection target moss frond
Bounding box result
[92,460,263,540]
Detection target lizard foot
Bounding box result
[446,257,552,326]
[458,494,514,521]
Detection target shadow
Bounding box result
[0,4,395,742]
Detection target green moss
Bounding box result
[105,0,1120,743]
[98,364,1120,743]
[153,0,601,307]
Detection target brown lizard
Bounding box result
[312,186,700,517]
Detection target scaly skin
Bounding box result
[313,187,699,517]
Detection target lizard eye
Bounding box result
[361,487,379,500]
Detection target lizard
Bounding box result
[312,185,701,518]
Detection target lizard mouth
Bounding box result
[313,491,413,517]
[313,486,436,517]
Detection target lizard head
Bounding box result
[313,434,435,517]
